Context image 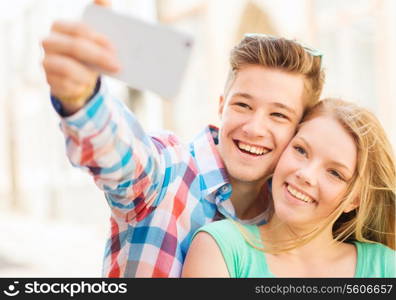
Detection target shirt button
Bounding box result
[221,185,230,193]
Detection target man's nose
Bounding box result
[242,112,268,137]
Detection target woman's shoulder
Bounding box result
[354,241,395,277]
[197,219,250,241]
[355,241,395,256]
[197,219,255,240]
[199,219,233,231]
[194,219,264,277]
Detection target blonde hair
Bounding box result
[224,34,325,111]
[237,98,396,252]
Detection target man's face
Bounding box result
[217,65,305,186]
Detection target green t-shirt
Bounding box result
[196,219,396,278]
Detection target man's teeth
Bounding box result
[237,142,269,155]
[287,184,314,203]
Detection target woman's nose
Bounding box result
[295,166,317,186]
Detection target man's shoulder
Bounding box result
[150,130,183,149]
[148,125,226,189]
[149,125,217,154]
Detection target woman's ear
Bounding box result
[343,197,360,213]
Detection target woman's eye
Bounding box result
[271,112,288,119]
[293,146,306,156]
[329,169,344,181]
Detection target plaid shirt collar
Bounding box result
[190,125,270,223]
[190,125,231,200]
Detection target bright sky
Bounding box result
[0,0,34,21]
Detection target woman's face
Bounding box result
[272,115,358,228]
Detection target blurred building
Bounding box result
[0,0,395,276]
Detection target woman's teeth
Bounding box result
[286,184,314,203]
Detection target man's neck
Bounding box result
[229,178,269,220]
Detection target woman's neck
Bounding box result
[263,215,338,259]
[261,216,357,277]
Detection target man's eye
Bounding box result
[236,102,250,109]
[271,112,288,119]
[293,146,306,156]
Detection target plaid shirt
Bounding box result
[52,81,252,277]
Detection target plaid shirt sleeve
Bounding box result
[55,80,165,223]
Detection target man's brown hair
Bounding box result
[224,34,325,110]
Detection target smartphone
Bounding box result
[82,4,194,99]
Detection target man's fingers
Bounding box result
[43,54,97,86]
[42,32,119,73]
[51,20,115,52]
[94,0,111,7]
[45,72,88,99]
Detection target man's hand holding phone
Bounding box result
[42,0,119,114]
[42,0,193,114]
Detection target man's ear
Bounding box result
[218,95,225,119]
[343,197,360,213]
